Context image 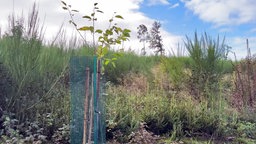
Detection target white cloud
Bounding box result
[218,27,232,33]
[249,28,256,33]
[148,0,170,6]
[181,0,256,26]
[169,3,179,9]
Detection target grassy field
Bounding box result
[0,6,256,144]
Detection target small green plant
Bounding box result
[0,111,71,143]
[61,1,131,67]
[237,121,256,139]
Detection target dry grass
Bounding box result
[120,72,149,94]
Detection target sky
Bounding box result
[0,0,256,59]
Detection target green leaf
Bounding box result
[98,36,104,42]
[123,29,131,37]
[103,36,108,42]
[102,47,109,55]
[97,10,104,13]
[104,59,110,65]
[111,62,116,68]
[116,39,121,44]
[116,27,122,32]
[115,15,124,19]
[123,29,131,33]
[94,3,98,6]
[62,7,67,10]
[112,57,117,61]
[106,29,113,35]
[96,45,103,57]
[72,9,79,12]
[78,26,94,32]
[95,29,103,34]
[113,52,123,57]
[91,13,95,17]
[119,36,127,41]
[82,15,91,20]
[61,1,67,6]
[109,19,113,23]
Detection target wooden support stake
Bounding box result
[88,73,94,144]
[83,67,90,144]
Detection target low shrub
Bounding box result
[0,111,70,144]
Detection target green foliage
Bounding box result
[0,9,40,116]
[0,3,72,134]
[104,52,160,83]
[236,121,256,139]
[0,62,14,111]
[0,30,71,121]
[0,113,25,143]
[161,57,190,89]
[0,111,70,143]
[105,78,228,143]
[62,1,131,66]
[221,59,234,74]
[106,86,141,142]
[185,32,228,99]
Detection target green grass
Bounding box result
[105,73,233,143]
[104,52,160,83]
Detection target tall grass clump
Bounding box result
[0,6,43,118]
[0,4,72,125]
[184,32,229,100]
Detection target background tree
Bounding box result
[137,24,150,55]
[149,21,164,56]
